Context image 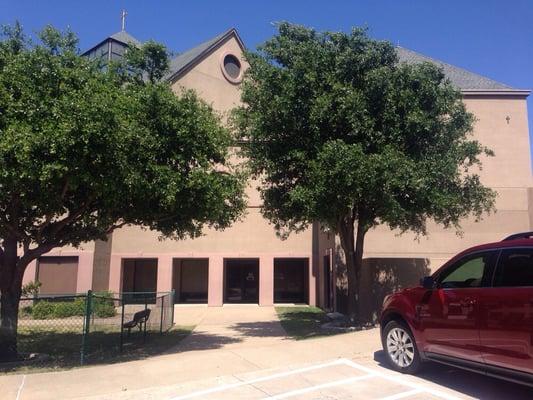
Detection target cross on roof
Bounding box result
[121,9,127,32]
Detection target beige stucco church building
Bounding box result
[22,28,532,320]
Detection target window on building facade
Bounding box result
[221,53,242,83]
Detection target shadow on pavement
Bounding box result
[176,320,288,351]
[174,332,244,351]
[230,321,287,338]
[374,350,533,399]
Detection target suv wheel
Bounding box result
[383,320,420,374]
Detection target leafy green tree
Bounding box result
[123,39,170,83]
[235,23,495,321]
[0,23,246,360]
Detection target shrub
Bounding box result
[28,293,116,319]
[31,298,85,319]
[31,301,56,319]
[20,305,33,318]
[21,280,42,296]
[93,292,116,318]
[53,298,85,318]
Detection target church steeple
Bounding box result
[81,11,140,63]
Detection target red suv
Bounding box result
[380,232,533,386]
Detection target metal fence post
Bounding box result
[143,298,148,343]
[80,290,93,365]
[159,294,164,335]
[120,292,125,352]
[171,289,175,326]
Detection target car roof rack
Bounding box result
[502,231,533,241]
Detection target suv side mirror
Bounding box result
[420,276,435,290]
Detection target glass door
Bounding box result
[224,259,259,303]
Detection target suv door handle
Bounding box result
[461,299,476,306]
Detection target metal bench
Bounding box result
[123,308,151,336]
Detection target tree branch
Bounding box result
[105,220,128,234]
[2,221,25,242]
[60,178,70,200]
[16,239,62,275]
[48,198,95,238]
[35,214,54,244]
[35,179,70,243]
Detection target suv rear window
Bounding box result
[494,248,533,287]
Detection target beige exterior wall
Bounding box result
[352,94,532,321]
[314,224,336,311]
[22,31,530,315]
[113,33,312,256]
[112,208,312,255]
[22,33,317,305]
[91,236,113,292]
[170,36,246,120]
[108,34,316,306]
[363,95,532,269]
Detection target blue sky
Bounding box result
[3,0,532,156]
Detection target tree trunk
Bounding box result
[338,214,358,322]
[0,289,21,361]
[352,219,367,322]
[338,214,368,324]
[0,238,24,361]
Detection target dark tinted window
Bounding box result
[438,251,497,288]
[223,54,241,79]
[494,248,533,287]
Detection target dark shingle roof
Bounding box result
[396,47,513,90]
[109,31,141,47]
[86,28,526,94]
[166,28,243,82]
[82,30,141,56]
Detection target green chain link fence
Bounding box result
[16,290,174,366]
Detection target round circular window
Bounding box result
[221,53,242,83]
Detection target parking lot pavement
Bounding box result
[164,358,465,400]
[78,357,533,400]
[5,321,532,399]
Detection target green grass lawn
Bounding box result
[1,325,194,374]
[276,306,344,340]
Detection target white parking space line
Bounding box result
[168,359,347,400]
[15,374,26,400]
[168,357,464,400]
[341,359,462,400]
[377,388,423,400]
[261,374,376,400]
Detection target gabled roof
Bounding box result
[83,28,527,96]
[165,28,244,82]
[82,30,141,56]
[396,47,514,91]
[109,31,142,47]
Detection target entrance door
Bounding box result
[224,259,259,303]
[173,259,209,303]
[122,259,158,303]
[274,258,309,303]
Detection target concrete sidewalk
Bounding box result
[5,329,379,400]
[2,306,532,399]
[176,305,287,351]
[2,306,374,400]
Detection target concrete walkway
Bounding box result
[2,306,532,399]
[4,326,380,400]
[176,305,287,351]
